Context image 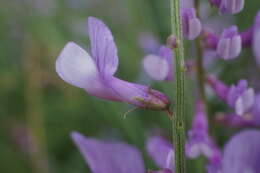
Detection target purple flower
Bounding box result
[186,101,221,166]
[71,131,171,173]
[210,0,244,14]
[56,17,170,111]
[216,26,242,60]
[221,130,260,172]
[146,136,174,170]
[143,46,173,81]
[139,32,160,54]
[207,76,255,115]
[182,8,202,40]
[253,11,260,66]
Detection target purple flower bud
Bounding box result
[216,26,242,60]
[253,11,260,66]
[182,8,202,40]
[210,0,244,14]
[143,46,173,81]
[56,17,170,111]
[167,35,178,49]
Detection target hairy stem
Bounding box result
[170,0,186,172]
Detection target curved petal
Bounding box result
[235,88,255,115]
[143,55,169,81]
[88,17,119,76]
[71,132,145,173]
[56,42,120,101]
[146,136,174,169]
[56,42,98,89]
[222,130,260,173]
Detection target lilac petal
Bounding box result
[88,17,119,77]
[235,88,255,116]
[217,26,241,60]
[188,18,202,40]
[219,0,245,14]
[227,80,248,107]
[222,130,260,173]
[56,42,98,89]
[143,55,169,81]
[207,76,229,101]
[71,132,145,173]
[146,136,174,169]
[182,8,202,40]
[158,46,174,81]
[251,94,260,125]
[55,42,121,101]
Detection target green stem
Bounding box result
[170,0,186,172]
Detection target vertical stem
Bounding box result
[170,0,186,172]
[24,37,50,173]
[194,0,211,130]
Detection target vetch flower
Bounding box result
[221,130,260,172]
[186,101,221,167]
[182,8,202,40]
[56,17,170,111]
[216,26,242,60]
[143,46,173,81]
[71,131,174,173]
[207,76,255,116]
[210,0,245,14]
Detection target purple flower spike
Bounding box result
[186,101,221,164]
[143,46,173,81]
[56,17,170,111]
[182,8,202,40]
[253,11,260,66]
[217,26,242,60]
[146,136,174,170]
[210,0,244,14]
[222,130,260,173]
[71,132,145,173]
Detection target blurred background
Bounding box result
[0,0,260,172]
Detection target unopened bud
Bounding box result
[167,35,178,49]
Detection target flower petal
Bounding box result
[88,17,119,76]
[143,55,169,81]
[235,88,255,115]
[56,42,98,89]
[146,136,174,169]
[71,132,145,173]
[222,130,260,173]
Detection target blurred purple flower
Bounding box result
[210,0,244,14]
[56,17,170,111]
[216,26,242,60]
[143,46,173,81]
[182,8,202,40]
[148,169,173,173]
[71,132,172,173]
[221,130,260,172]
[207,76,255,115]
[146,136,174,170]
[186,101,221,168]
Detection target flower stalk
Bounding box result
[170,0,186,172]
